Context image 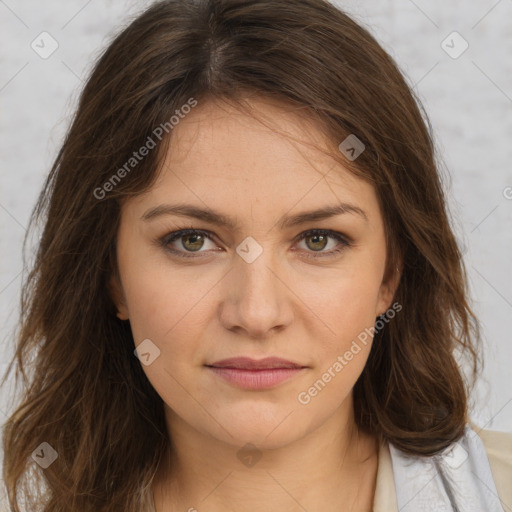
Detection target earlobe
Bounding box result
[108,274,129,320]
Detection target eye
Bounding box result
[294,229,351,259]
[160,229,218,257]
[158,228,351,259]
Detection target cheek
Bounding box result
[118,245,211,341]
[294,263,383,401]
[121,263,211,405]
[294,279,379,411]
[301,264,382,345]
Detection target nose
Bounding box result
[218,242,294,339]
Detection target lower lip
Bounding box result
[207,367,306,390]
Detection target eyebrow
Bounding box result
[141,202,368,230]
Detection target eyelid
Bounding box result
[158,227,352,259]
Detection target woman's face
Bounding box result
[111,96,398,449]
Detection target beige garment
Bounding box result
[147,427,512,512]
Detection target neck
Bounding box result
[153,399,379,512]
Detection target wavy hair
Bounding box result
[2,0,481,510]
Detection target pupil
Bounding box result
[308,234,327,251]
[184,234,203,251]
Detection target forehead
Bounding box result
[125,96,381,225]
[163,96,346,182]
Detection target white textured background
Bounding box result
[1,0,511,504]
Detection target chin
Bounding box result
[206,408,308,450]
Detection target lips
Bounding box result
[205,357,307,390]
[206,356,305,370]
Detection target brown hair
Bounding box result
[2,0,481,510]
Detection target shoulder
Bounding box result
[382,423,512,512]
[472,422,512,509]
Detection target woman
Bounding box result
[2,0,511,511]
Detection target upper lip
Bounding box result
[206,357,306,370]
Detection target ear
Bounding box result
[108,273,130,320]
[375,262,401,317]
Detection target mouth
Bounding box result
[206,356,305,370]
[205,357,308,390]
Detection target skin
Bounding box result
[110,95,400,512]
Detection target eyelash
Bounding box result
[158,228,351,260]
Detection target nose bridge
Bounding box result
[219,235,292,336]
[237,237,280,295]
